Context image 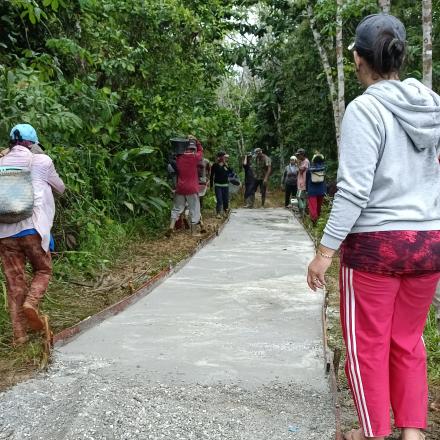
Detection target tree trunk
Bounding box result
[378,0,391,13]
[422,0,433,89]
[273,103,284,173]
[307,4,340,150]
[336,0,345,124]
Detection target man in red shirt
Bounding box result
[166,137,206,236]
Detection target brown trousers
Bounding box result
[0,235,52,339]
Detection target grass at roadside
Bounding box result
[425,308,440,386]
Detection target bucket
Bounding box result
[170,138,189,155]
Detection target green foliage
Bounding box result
[425,307,440,385]
[229,0,440,175]
[0,0,251,285]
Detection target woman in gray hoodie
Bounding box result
[307,14,440,440]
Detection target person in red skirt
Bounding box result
[306,153,326,224]
[307,14,440,440]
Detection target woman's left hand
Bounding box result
[307,254,333,291]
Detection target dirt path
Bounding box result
[0,208,335,440]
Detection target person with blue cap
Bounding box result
[0,124,65,346]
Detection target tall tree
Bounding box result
[378,0,391,13]
[273,102,284,173]
[422,0,433,89]
[336,0,345,128]
[307,4,341,148]
[218,65,258,156]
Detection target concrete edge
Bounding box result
[323,291,343,440]
[53,215,231,348]
[289,209,342,440]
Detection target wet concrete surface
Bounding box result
[0,209,335,439]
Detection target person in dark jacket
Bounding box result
[210,151,233,217]
[281,156,298,208]
[252,148,271,207]
[306,153,326,223]
[242,153,255,208]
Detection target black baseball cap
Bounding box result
[295,148,306,155]
[188,139,197,149]
[348,14,406,52]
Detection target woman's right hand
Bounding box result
[307,246,335,291]
[307,255,332,291]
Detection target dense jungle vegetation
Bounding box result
[1,0,439,274]
[1,0,250,277]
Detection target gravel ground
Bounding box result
[0,357,334,440]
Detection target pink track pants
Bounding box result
[340,265,440,437]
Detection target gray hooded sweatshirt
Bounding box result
[321,78,440,250]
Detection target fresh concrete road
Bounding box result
[0,208,335,440]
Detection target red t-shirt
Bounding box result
[340,230,440,275]
[175,146,203,195]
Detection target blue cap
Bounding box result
[9,124,39,143]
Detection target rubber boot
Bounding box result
[165,219,176,238]
[22,302,45,331]
[245,195,254,208]
[199,220,207,234]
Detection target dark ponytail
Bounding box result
[356,30,405,76]
[9,129,22,148]
[8,129,33,149]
